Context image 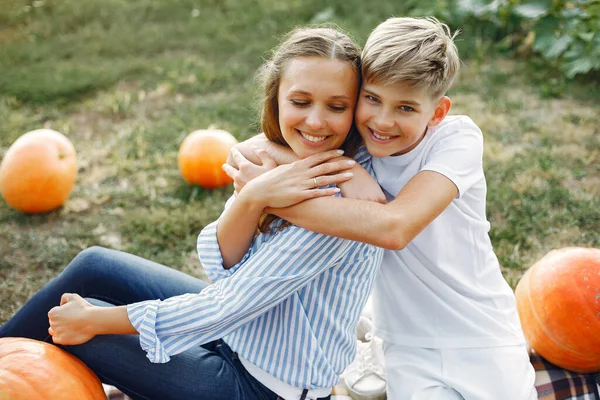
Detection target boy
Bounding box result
[226,17,537,399]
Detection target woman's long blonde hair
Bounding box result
[255,26,362,233]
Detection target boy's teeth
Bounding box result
[300,132,327,142]
[372,131,392,140]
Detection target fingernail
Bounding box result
[337,150,344,155]
[346,160,356,166]
[343,172,353,178]
[333,187,341,192]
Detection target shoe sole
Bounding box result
[348,391,387,400]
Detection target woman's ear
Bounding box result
[428,96,451,127]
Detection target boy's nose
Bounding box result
[373,108,395,131]
[374,118,394,131]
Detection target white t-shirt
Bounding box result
[371,115,526,349]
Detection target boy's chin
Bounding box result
[365,142,399,158]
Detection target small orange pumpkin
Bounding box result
[0,337,106,400]
[515,247,600,373]
[0,129,77,213]
[177,129,238,189]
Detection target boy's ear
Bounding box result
[428,96,451,127]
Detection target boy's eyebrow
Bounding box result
[362,88,422,106]
[288,90,351,100]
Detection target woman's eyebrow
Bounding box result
[288,90,351,100]
[330,95,351,100]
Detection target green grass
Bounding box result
[1,0,599,323]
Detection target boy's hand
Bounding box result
[48,293,96,346]
[223,148,277,193]
[226,135,272,167]
[338,164,387,204]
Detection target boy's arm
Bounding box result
[256,124,484,250]
[228,134,385,203]
[268,170,458,250]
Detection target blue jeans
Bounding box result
[0,246,285,400]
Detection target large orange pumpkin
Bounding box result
[0,337,106,400]
[177,129,238,189]
[0,129,77,213]
[515,247,600,373]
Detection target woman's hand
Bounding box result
[48,293,96,346]
[234,149,358,209]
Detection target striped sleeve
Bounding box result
[353,144,371,167]
[196,193,252,282]
[127,227,351,363]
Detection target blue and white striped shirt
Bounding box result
[127,147,383,390]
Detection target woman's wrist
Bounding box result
[85,306,105,336]
[237,182,269,212]
[88,305,138,335]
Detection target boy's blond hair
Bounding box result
[362,17,460,98]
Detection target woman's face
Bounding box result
[277,56,358,159]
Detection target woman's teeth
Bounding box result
[372,130,393,140]
[300,131,327,142]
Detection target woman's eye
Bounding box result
[330,105,347,112]
[290,100,309,107]
[399,105,414,112]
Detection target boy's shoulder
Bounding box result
[432,115,482,136]
[419,114,484,162]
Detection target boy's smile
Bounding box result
[355,81,450,158]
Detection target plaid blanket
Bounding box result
[531,352,600,400]
[103,353,600,400]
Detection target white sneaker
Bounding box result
[343,332,387,400]
[356,316,373,342]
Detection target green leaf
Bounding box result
[563,40,586,58]
[577,31,595,42]
[544,35,573,59]
[456,0,499,17]
[562,7,586,19]
[563,58,594,78]
[514,0,553,19]
[533,15,559,54]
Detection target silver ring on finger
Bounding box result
[313,177,318,188]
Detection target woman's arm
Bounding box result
[268,170,458,250]
[50,226,359,359]
[48,293,136,346]
[217,149,355,268]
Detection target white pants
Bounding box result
[383,343,537,400]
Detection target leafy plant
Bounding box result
[444,0,600,79]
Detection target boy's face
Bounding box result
[355,80,447,158]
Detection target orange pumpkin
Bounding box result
[177,129,238,189]
[0,337,106,400]
[515,247,600,373]
[0,129,77,213]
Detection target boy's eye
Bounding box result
[365,95,380,103]
[399,105,414,112]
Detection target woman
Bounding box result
[0,26,383,400]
